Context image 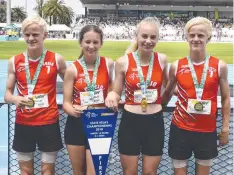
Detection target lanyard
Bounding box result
[133,51,154,96]
[80,56,100,91]
[187,55,209,100]
[25,50,46,95]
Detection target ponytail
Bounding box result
[78,50,84,59]
[125,40,138,55]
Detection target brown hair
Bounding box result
[78,25,104,59]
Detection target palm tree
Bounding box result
[58,5,74,26]
[11,6,27,22]
[0,0,6,22]
[34,0,44,18]
[42,0,74,26]
[0,8,6,22]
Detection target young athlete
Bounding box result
[105,17,168,174]
[162,17,230,175]
[63,24,114,175]
[4,15,66,175]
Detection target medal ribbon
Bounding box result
[80,56,100,91]
[187,55,209,100]
[25,50,47,95]
[133,50,154,97]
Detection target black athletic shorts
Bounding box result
[168,123,218,160]
[64,115,89,148]
[118,109,165,156]
[13,121,63,152]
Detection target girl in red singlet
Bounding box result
[63,25,114,175]
[105,17,168,174]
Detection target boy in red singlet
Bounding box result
[4,16,66,175]
[162,17,230,175]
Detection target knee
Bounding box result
[73,170,85,175]
[72,165,85,175]
[42,168,54,175]
[20,168,34,175]
[86,168,95,175]
[143,169,157,175]
[123,169,138,175]
[74,172,85,175]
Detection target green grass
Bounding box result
[0,40,232,63]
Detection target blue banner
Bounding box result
[82,108,118,175]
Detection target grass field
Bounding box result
[0,40,232,63]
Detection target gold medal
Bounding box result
[87,105,95,110]
[141,97,148,112]
[26,99,35,108]
[194,102,203,111]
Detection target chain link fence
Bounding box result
[8,105,233,175]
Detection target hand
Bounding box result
[218,129,229,146]
[13,96,30,108]
[118,100,125,105]
[72,105,87,117]
[105,91,119,112]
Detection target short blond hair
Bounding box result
[185,17,212,39]
[125,17,160,54]
[22,15,48,33]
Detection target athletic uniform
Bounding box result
[64,57,110,146]
[13,50,63,152]
[169,56,219,160]
[118,52,165,156]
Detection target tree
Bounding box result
[42,0,74,26]
[58,5,74,26]
[0,0,6,22]
[34,0,44,18]
[12,6,27,22]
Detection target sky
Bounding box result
[10,0,85,16]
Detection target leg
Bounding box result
[174,167,187,175]
[41,151,59,175]
[142,155,161,175]
[141,112,164,175]
[86,149,95,175]
[120,154,138,175]
[13,123,37,175]
[118,110,141,175]
[192,131,217,175]
[67,145,86,175]
[41,162,55,175]
[18,160,34,175]
[168,124,192,175]
[36,122,63,174]
[172,159,188,175]
[195,163,211,175]
[64,116,87,175]
[195,159,212,175]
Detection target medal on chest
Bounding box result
[141,97,148,112]
[186,55,211,115]
[133,51,155,113]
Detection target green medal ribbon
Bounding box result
[187,55,209,100]
[25,50,47,95]
[133,50,154,97]
[79,56,100,92]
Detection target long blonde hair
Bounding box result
[125,17,160,55]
